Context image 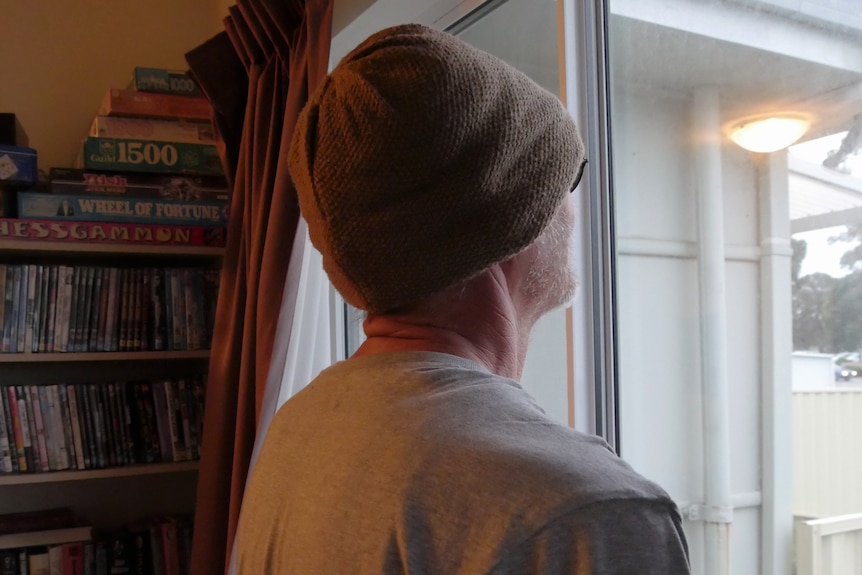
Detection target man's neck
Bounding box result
[352,266,533,380]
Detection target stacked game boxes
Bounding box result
[0,113,38,218]
[17,66,229,234]
[4,70,226,354]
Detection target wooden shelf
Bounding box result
[0,238,224,258]
[0,461,199,486]
[0,350,210,363]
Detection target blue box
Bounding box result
[0,145,37,184]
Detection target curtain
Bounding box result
[185,2,333,574]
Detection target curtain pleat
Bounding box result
[184,2,333,573]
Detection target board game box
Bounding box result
[89,116,214,145]
[0,218,226,247]
[82,137,223,176]
[0,146,37,184]
[17,192,228,227]
[98,89,212,122]
[50,169,229,202]
[130,67,203,97]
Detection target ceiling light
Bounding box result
[728,114,810,153]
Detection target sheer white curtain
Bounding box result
[228,216,335,575]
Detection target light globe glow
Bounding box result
[729,115,810,153]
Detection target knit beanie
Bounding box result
[289,23,586,313]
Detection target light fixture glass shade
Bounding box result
[729,116,810,153]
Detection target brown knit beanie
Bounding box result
[289,24,586,313]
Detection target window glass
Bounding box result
[606,0,862,572]
[456,0,576,427]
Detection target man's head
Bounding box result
[289,24,586,314]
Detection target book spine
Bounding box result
[66,385,86,470]
[87,268,103,352]
[163,269,175,351]
[89,116,213,145]
[98,88,212,121]
[16,386,35,471]
[83,541,95,575]
[59,266,74,353]
[86,384,106,468]
[0,217,227,247]
[110,268,122,352]
[59,384,78,469]
[177,379,193,462]
[128,383,147,463]
[0,266,11,352]
[104,382,126,465]
[150,268,166,351]
[51,266,66,353]
[7,266,21,352]
[119,269,131,352]
[45,266,58,352]
[0,387,12,472]
[24,264,37,353]
[130,269,142,352]
[71,384,91,469]
[0,389,18,472]
[162,380,184,461]
[95,385,115,467]
[111,382,135,465]
[78,267,94,352]
[171,270,185,350]
[139,269,150,351]
[28,265,42,353]
[150,381,172,463]
[95,267,111,352]
[29,386,49,472]
[37,386,56,470]
[78,384,99,469]
[141,382,159,461]
[36,265,50,353]
[61,542,84,575]
[82,137,223,176]
[47,385,69,470]
[116,383,135,465]
[101,268,115,352]
[66,267,81,353]
[21,386,40,472]
[160,520,181,575]
[15,265,28,353]
[182,269,195,351]
[7,387,27,471]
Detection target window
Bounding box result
[605,0,862,573]
[337,0,862,571]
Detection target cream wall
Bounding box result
[0,0,224,173]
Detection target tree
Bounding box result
[830,224,862,271]
[793,271,836,352]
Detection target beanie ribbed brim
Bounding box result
[289,24,586,313]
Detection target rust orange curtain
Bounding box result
[185,1,333,573]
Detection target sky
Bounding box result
[790,132,860,278]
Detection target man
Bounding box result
[236,24,690,574]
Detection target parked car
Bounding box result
[835,366,859,381]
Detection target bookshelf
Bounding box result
[0,222,219,558]
[0,461,199,486]
[0,239,224,259]
[0,350,211,363]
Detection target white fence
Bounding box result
[796,514,862,575]
[793,389,862,518]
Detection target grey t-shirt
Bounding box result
[236,352,690,574]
